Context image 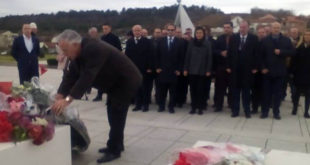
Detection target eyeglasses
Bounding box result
[167,29,175,31]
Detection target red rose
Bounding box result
[7,97,24,103]
[0,111,9,121]
[0,113,13,142]
[27,125,43,140]
[8,111,23,125]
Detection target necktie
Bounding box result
[168,37,172,50]
[135,38,139,44]
[239,36,245,50]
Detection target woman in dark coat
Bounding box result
[291,30,310,118]
[184,26,212,115]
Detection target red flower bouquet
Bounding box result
[0,111,13,142]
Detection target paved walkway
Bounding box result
[1,66,309,165]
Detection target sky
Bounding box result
[0,0,309,17]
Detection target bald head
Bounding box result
[271,22,282,35]
[132,25,142,38]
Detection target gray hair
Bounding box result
[55,29,82,44]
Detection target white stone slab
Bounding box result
[0,125,71,165]
[194,140,310,165]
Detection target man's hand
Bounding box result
[274,49,281,55]
[51,96,72,116]
[252,69,258,74]
[175,71,181,76]
[146,69,152,73]
[262,69,269,74]
[226,68,231,73]
[206,72,211,77]
[156,69,162,73]
[221,50,227,57]
[55,94,64,101]
[183,70,188,77]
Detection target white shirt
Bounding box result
[23,35,33,53]
[135,37,141,44]
[167,36,174,48]
[240,34,248,43]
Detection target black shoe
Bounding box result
[132,106,141,111]
[142,106,149,112]
[98,147,124,154]
[245,114,251,119]
[189,109,196,114]
[274,115,281,120]
[93,96,102,102]
[292,108,297,115]
[97,152,120,163]
[231,113,239,118]
[169,108,175,114]
[214,108,222,112]
[260,114,268,119]
[198,109,203,115]
[304,113,310,118]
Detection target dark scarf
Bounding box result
[193,38,205,47]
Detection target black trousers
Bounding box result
[251,73,263,111]
[262,76,284,116]
[176,75,189,105]
[18,64,39,84]
[189,75,208,110]
[145,73,155,104]
[214,67,233,109]
[232,87,251,115]
[292,87,310,113]
[204,77,212,107]
[157,81,177,109]
[135,73,153,108]
[106,97,129,155]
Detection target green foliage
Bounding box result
[0,5,223,35]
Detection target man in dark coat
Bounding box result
[213,22,234,112]
[93,24,122,101]
[51,30,142,163]
[251,26,267,114]
[156,24,182,113]
[125,25,153,111]
[291,30,310,118]
[175,27,189,108]
[151,28,162,104]
[260,22,294,120]
[12,24,40,84]
[227,21,259,118]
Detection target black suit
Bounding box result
[58,38,142,154]
[213,34,233,110]
[156,36,182,110]
[95,32,122,99]
[260,34,294,117]
[101,33,122,51]
[228,33,259,116]
[125,37,153,109]
[11,35,40,84]
[176,38,189,107]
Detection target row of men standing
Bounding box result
[89,21,296,120]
